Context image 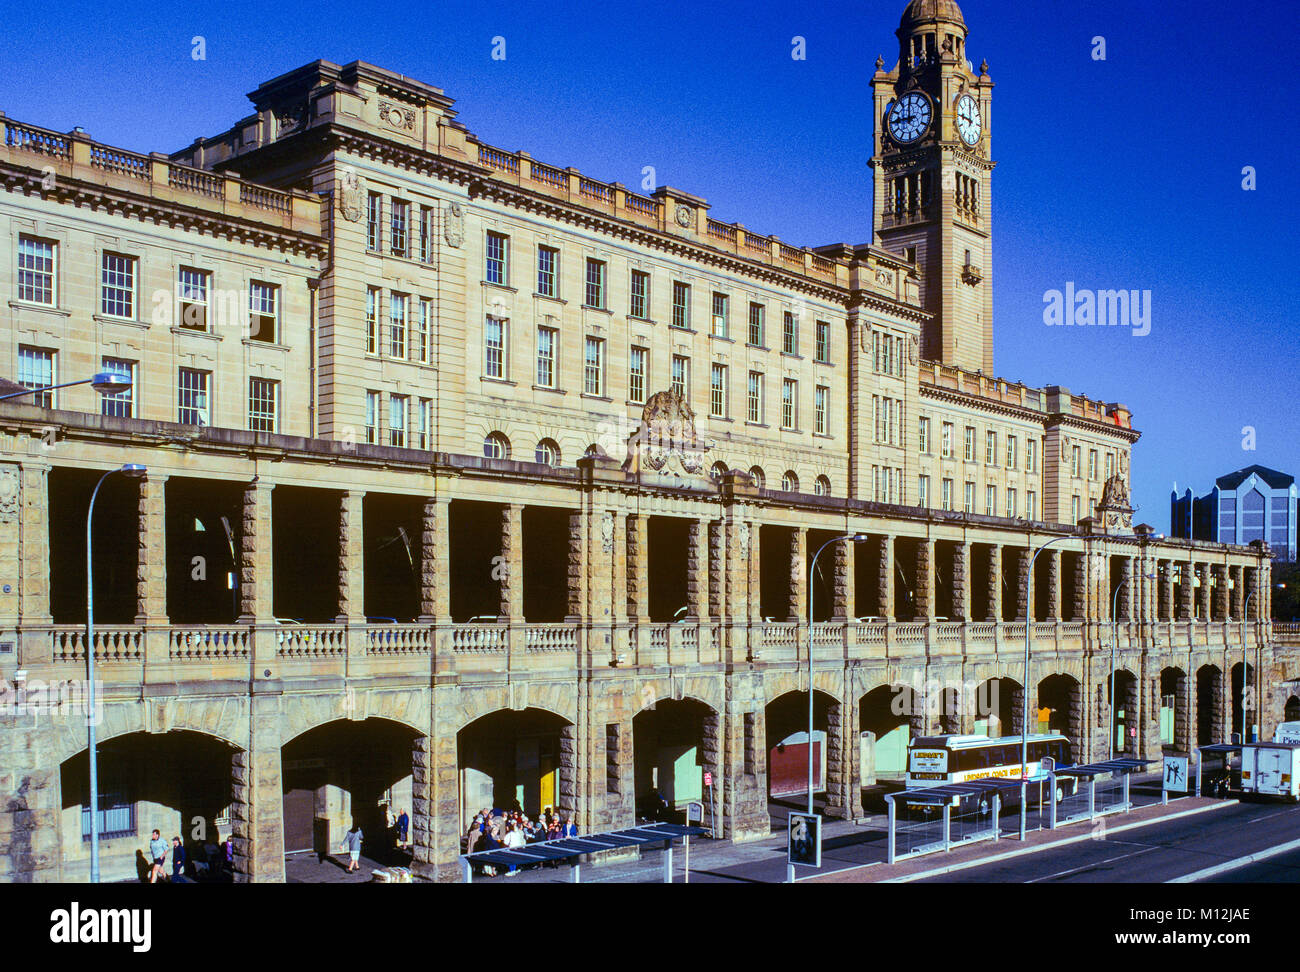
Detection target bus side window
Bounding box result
[990,745,1012,767]
[1052,741,1066,765]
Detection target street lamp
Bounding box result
[1110,571,1156,759]
[0,370,133,402]
[1241,580,1285,744]
[806,533,868,815]
[86,463,147,883]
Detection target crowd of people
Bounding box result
[143,830,234,883]
[463,808,578,877]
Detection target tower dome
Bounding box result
[899,0,966,30]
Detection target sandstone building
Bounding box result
[0,0,1289,882]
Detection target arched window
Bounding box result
[748,466,766,489]
[483,432,510,460]
[535,438,560,467]
[782,470,799,493]
[710,461,728,481]
[814,475,831,496]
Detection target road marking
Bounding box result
[1167,835,1300,883]
[1027,845,1157,883]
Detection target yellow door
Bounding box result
[539,756,556,814]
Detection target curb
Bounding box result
[1166,834,1300,883]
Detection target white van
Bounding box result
[1240,741,1300,800]
[1273,722,1300,745]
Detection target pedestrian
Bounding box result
[147,830,168,884]
[561,816,578,838]
[397,808,409,849]
[503,822,527,876]
[170,836,187,882]
[223,835,234,876]
[341,823,364,873]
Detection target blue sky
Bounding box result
[4,0,1295,526]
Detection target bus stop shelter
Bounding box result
[1196,744,1242,797]
[1049,757,1154,825]
[884,778,1023,863]
[460,822,708,882]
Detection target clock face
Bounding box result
[955,93,982,146]
[887,92,932,144]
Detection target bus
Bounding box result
[907,733,1077,807]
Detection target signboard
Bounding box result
[1163,756,1189,793]
[787,812,821,868]
[703,771,712,787]
[685,801,704,824]
[1041,756,1055,774]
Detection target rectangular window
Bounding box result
[177,267,210,331]
[711,292,729,338]
[918,475,930,508]
[584,337,604,396]
[670,354,689,400]
[629,346,647,404]
[101,252,136,319]
[747,371,763,423]
[585,258,606,308]
[536,326,556,388]
[366,193,382,251]
[814,385,828,435]
[1027,439,1038,473]
[248,377,277,433]
[249,281,278,343]
[1006,488,1018,519]
[985,430,997,466]
[390,198,409,257]
[537,246,558,297]
[748,303,765,346]
[1006,435,1017,469]
[366,287,379,356]
[413,298,430,363]
[389,394,408,447]
[1088,450,1099,481]
[1071,495,1081,522]
[18,346,55,407]
[815,320,830,363]
[177,368,210,426]
[710,364,727,418]
[100,357,133,418]
[964,427,976,462]
[417,398,432,449]
[1105,452,1115,481]
[1027,491,1038,521]
[485,231,508,285]
[985,485,997,516]
[964,481,975,514]
[941,422,954,458]
[485,316,506,378]
[941,478,953,511]
[918,417,930,454]
[873,331,882,372]
[782,312,797,355]
[630,270,649,319]
[672,282,691,329]
[388,292,408,358]
[365,391,379,444]
[419,206,435,263]
[781,378,797,430]
[872,466,881,501]
[17,236,55,304]
[1071,446,1081,478]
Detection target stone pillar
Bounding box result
[787,527,807,622]
[707,519,724,623]
[418,496,450,623]
[134,473,168,623]
[1177,559,1194,621]
[745,519,762,624]
[1046,549,1062,620]
[612,512,629,625]
[823,698,850,819]
[336,490,365,623]
[567,510,587,622]
[1015,547,1031,621]
[832,540,854,621]
[687,516,709,621]
[500,503,524,622]
[1117,556,1133,621]
[411,682,462,882]
[1211,564,1227,622]
[238,480,275,622]
[914,538,933,620]
[0,716,60,881]
[723,516,750,624]
[1230,565,1244,620]
[952,542,970,621]
[877,534,895,621]
[626,514,648,622]
[231,695,285,882]
[3,464,53,637]
[1159,560,1174,622]
[986,544,1003,621]
[1196,564,1211,620]
[1071,551,1087,621]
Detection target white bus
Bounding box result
[907,733,1077,806]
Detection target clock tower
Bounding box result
[871,0,995,374]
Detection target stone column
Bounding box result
[567,509,587,622]
[952,542,970,621]
[411,682,463,882]
[986,544,1002,622]
[823,698,850,819]
[1046,549,1062,620]
[787,527,807,622]
[832,540,855,621]
[1211,563,1228,622]
[914,538,934,620]
[1015,547,1031,621]
[231,695,285,882]
[500,503,524,622]
[1118,556,1133,621]
[612,512,629,625]
[238,480,275,622]
[877,534,895,621]
[418,496,450,623]
[336,490,365,623]
[1230,565,1244,620]
[626,514,648,622]
[1177,559,1194,621]
[745,519,762,624]
[134,473,168,623]
[687,516,709,621]
[1071,551,1087,622]
[3,464,53,638]
[707,519,724,623]
[1196,564,1211,620]
[1159,560,1175,622]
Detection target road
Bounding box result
[915,799,1300,883]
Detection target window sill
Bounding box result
[94,314,147,329]
[580,393,613,403]
[709,333,733,343]
[813,432,833,440]
[481,281,518,293]
[745,421,769,430]
[781,351,803,361]
[533,293,566,304]
[243,338,290,352]
[480,376,517,387]
[813,358,834,367]
[746,343,769,352]
[170,326,222,341]
[532,384,566,395]
[669,325,696,335]
[9,300,70,317]
[629,316,656,326]
[581,304,613,315]
[708,415,733,423]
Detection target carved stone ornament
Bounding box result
[738,522,750,559]
[875,268,895,286]
[623,389,710,478]
[601,511,614,554]
[274,102,306,135]
[675,204,695,229]
[444,202,465,248]
[908,334,919,365]
[0,466,17,525]
[378,100,415,131]
[339,168,363,223]
[1097,474,1134,533]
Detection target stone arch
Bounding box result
[279,690,428,749]
[1036,673,1083,756]
[457,706,576,827]
[858,682,925,783]
[455,686,577,736]
[764,688,842,806]
[1110,667,1140,756]
[1286,695,1300,722]
[54,697,249,765]
[1196,664,1224,746]
[1159,667,1190,753]
[632,696,720,823]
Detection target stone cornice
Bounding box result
[920,381,1141,444]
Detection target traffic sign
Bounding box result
[1163,756,1189,793]
[703,771,712,786]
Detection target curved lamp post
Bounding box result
[87,463,147,882]
[0,370,133,402]
[806,533,868,815]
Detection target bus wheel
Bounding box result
[977,798,990,817]
[1054,785,1066,804]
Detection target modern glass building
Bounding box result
[1172,465,1298,561]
